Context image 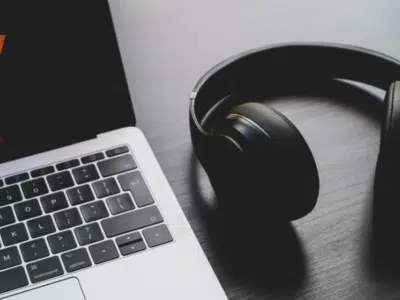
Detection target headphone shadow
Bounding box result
[188,78,400,293]
[189,154,309,296]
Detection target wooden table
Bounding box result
[109,1,400,298]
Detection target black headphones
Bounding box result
[190,43,400,222]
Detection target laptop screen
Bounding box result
[0,1,135,164]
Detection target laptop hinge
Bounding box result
[97,127,133,138]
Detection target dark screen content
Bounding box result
[0,1,134,164]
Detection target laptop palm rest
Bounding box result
[3,278,85,300]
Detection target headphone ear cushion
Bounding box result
[227,102,319,220]
[380,81,400,145]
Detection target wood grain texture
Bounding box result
[108,1,400,298]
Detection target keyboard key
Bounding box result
[106,193,135,215]
[27,216,56,238]
[106,146,129,157]
[47,171,74,192]
[21,178,49,199]
[120,240,146,256]
[80,201,109,222]
[15,199,42,221]
[82,152,105,164]
[116,232,142,247]
[56,159,80,171]
[143,224,173,248]
[97,154,136,177]
[62,248,92,273]
[89,240,119,264]
[118,171,155,207]
[115,232,146,256]
[31,166,55,178]
[67,185,94,206]
[0,267,28,294]
[72,165,99,184]
[0,185,22,207]
[5,173,29,185]
[47,231,77,254]
[20,239,49,262]
[0,206,15,227]
[40,192,68,213]
[0,247,22,270]
[27,256,64,283]
[75,223,104,246]
[101,206,163,238]
[92,178,120,198]
[54,208,83,230]
[1,224,29,246]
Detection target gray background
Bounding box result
[108,1,400,299]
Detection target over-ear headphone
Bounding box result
[189,43,400,222]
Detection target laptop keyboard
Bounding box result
[0,145,173,295]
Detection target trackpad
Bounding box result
[5,278,85,300]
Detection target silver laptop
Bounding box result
[0,2,227,299]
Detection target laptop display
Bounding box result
[0,1,135,164]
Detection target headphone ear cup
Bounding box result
[373,81,400,264]
[376,81,400,196]
[214,102,319,221]
[375,81,400,216]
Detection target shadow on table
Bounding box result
[189,154,308,296]
[365,184,400,283]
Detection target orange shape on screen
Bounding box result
[0,35,6,55]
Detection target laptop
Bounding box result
[0,1,227,299]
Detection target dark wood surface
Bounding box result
[109,1,400,299]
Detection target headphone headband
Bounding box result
[190,43,400,140]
